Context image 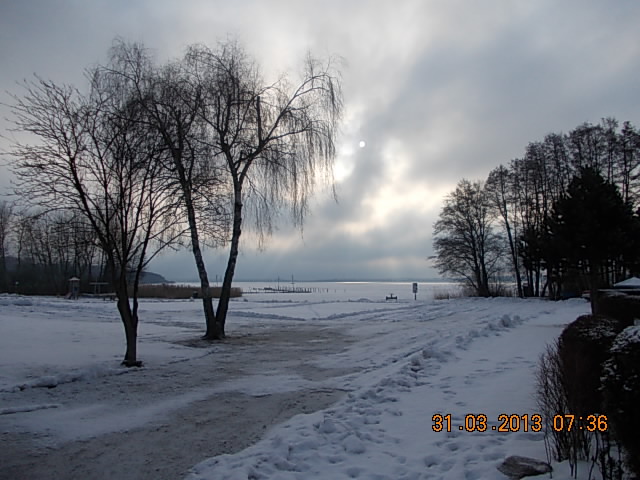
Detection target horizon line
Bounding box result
[166,277,454,284]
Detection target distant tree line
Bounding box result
[4,38,343,366]
[0,203,105,295]
[433,118,640,307]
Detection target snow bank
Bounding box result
[187,301,589,480]
[2,365,130,393]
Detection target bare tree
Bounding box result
[568,122,606,173]
[0,200,13,291]
[19,212,67,293]
[0,208,98,294]
[188,41,343,338]
[486,165,523,297]
[98,40,230,343]
[433,179,503,297]
[511,146,555,297]
[616,121,640,205]
[9,61,181,365]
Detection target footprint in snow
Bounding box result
[465,468,484,480]
[446,441,461,452]
[439,459,456,472]
[482,450,503,461]
[433,440,445,449]
[342,434,366,454]
[464,452,480,462]
[424,454,439,468]
[345,466,362,478]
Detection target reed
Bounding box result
[133,284,242,299]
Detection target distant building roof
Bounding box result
[613,277,640,288]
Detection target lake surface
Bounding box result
[180,280,462,302]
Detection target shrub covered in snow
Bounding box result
[558,314,625,415]
[601,326,640,478]
[597,292,640,327]
[538,314,627,476]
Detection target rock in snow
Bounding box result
[497,455,553,479]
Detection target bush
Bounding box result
[601,326,640,478]
[489,283,516,297]
[597,292,640,327]
[433,289,464,300]
[558,315,626,415]
[537,315,628,478]
[537,341,574,464]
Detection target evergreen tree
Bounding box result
[545,167,637,311]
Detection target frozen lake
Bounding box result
[181,280,462,302]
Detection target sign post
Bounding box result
[412,282,418,300]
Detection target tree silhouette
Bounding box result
[433,180,504,297]
[545,167,637,311]
[188,41,343,338]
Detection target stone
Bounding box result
[497,455,553,479]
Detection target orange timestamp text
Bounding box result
[432,413,608,433]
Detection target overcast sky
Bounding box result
[2,1,640,282]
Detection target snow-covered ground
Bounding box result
[0,283,600,479]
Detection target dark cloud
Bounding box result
[1,0,639,280]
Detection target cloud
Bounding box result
[1,0,640,280]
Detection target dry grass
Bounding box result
[433,288,465,300]
[134,284,242,299]
[433,284,517,300]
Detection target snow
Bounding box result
[610,325,640,352]
[613,276,640,288]
[0,283,606,479]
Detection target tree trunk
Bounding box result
[195,237,219,339]
[0,247,6,291]
[215,188,243,338]
[180,177,219,339]
[589,264,600,314]
[116,290,141,367]
[195,245,218,339]
[481,260,490,297]
[505,222,523,297]
[496,188,523,298]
